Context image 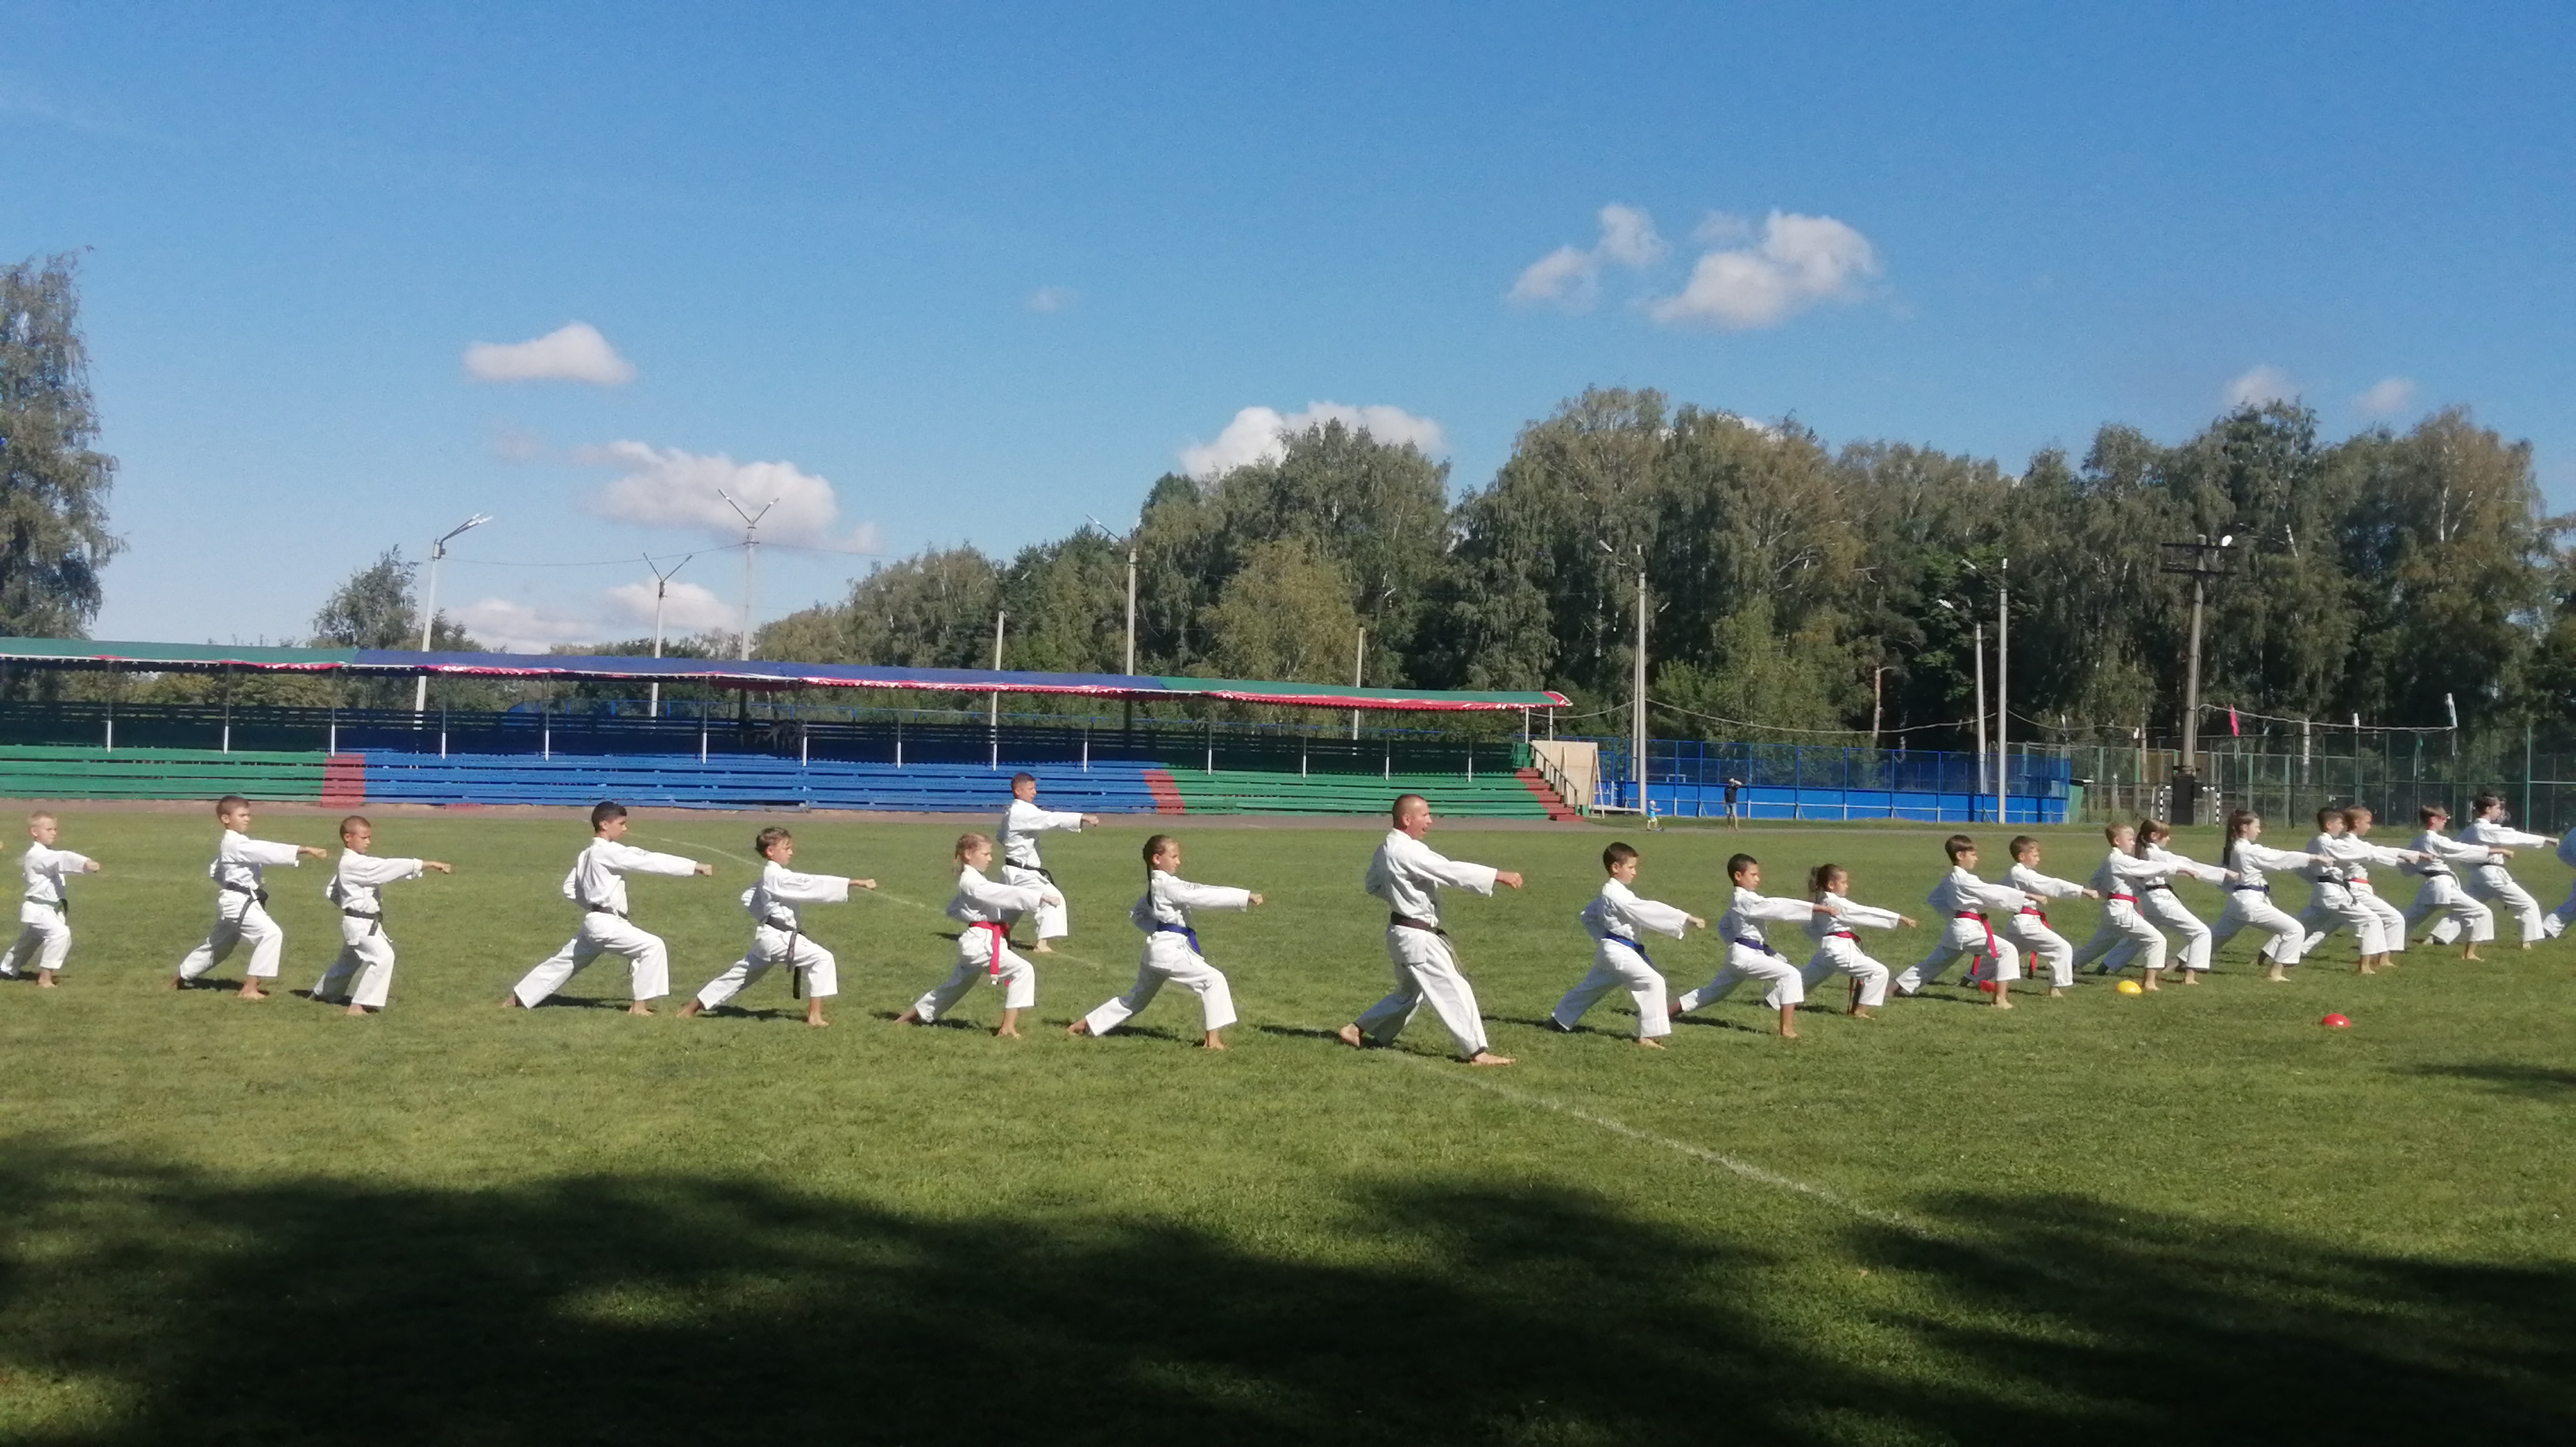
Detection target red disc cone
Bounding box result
[2320,1012,2351,1028]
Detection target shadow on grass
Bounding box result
[2401,1062,2576,1097]
[0,1146,2568,1445]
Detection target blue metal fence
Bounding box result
[1585,738,2072,823]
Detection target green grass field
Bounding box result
[1,807,2572,1445]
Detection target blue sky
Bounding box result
[6,2,2571,650]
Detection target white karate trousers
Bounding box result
[2296,884,2386,958]
[512,911,671,1006]
[2210,888,2308,966]
[178,898,285,982]
[1800,934,1892,1008]
[2072,896,2167,976]
[0,903,71,977]
[313,916,399,1009]
[695,925,839,1009]
[1676,940,1807,1013]
[1084,935,1235,1037]
[2002,910,2076,988]
[1895,916,2020,994]
[912,922,1037,1021]
[1354,924,1490,1057]
[2463,863,2543,945]
[1001,863,1069,941]
[1550,937,1672,1038]
[2410,874,2496,945]
[2305,886,2406,956]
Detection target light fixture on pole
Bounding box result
[719,491,777,662]
[642,552,695,719]
[2157,533,2237,824]
[1600,540,1649,813]
[412,513,493,715]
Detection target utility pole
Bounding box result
[1351,626,1366,741]
[1938,599,1984,820]
[1996,556,2009,826]
[720,491,777,662]
[1599,541,1650,811]
[990,610,1007,728]
[1090,515,1141,732]
[642,552,693,718]
[412,513,492,715]
[2159,535,2236,823]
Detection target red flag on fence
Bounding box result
[2228,706,2241,737]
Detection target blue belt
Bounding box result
[1733,935,1782,958]
[1151,922,1203,954]
[1603,934,1653,965]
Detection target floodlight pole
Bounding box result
[721,491,777,662]
[1092,515,1142,732]
[2159,535,2237,823]
[1598,541,1648,811]
[412,513,492,715]
[991,610,1007,728]
[643,552,694,718]
[1997,556,2009,826]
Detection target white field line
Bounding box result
[648,830,1931,1233]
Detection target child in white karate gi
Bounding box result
[897,832,1062,1038]
[2456,793,2556,947]
[505,801,713,1015]
[2114,820,2235,985]
[1336,793,1525,1065]
[2071,823,2178,986]
[2404,804,2500,958]
[2002,836,2097,997]
[310,816,451,1015]
[1671,853,1835,1039]
[0,811,100,988]
[681,827,876,1028]
[2299,807,2423,973]
[1894,834,2033,1008]
[1799,862,1910,1018]
[2208,810,2326,982]
[998,772,1098,953]
[173,795,328,999]
[1549,841,1702,1046]
[1070,833,1261,1049]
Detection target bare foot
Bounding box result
[1336,1023,1365,1049]
[2265,967,2289,982]
[2180,972,2200,986]
[807,1016,830,1029]
[677,1000,703,1017]
[2048,987,2065,999]
[1993,997,2015,1010]
[1852,1005,1876,1018]
[1032,942,1056,955]
[1066,1019,1092,1037]
[895,1007,925,1026]
[168,975,189,990]
[1201,1034,1227,1051]
[995,1023,1022,1038]
[2141,978,2159,992]
[2358,963,2375,974]
[1778,1025,1800,1039]
[1466,1050,1515,1066]
[625,1002,654,1016]
[344,1003,367,1017]
[1635,1036,1666,1049]
[500,992,524,1008]
[2463,949,2482,961]
[237,984,267,1000]
[38,975,58,989]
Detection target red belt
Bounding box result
[1954,911,1997,960]
[2019,906,2049,926]
[2108,892,2138,904]
[1827,930,1856,940]
[967,920,1007,977]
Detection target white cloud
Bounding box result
[490,426,546,462]
[1507,203,1666,310]
[2353,376,2417,417]
[450,598,601,654]
[1647,211,1880,330]
[1691,211,1752,244]
[604,579,736,633]
[574,440,877,548]
[2227,365,2297,409]
[463,322,637,385]
[1026,286,1078,312]
[1178,403,1447,481]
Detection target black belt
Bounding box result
[2141,882,2173,892]
[341,907,383,935]
[757,911,811,997]
[2420,867,2452,878]
[577,899,629,919]
[1007,862,1056,883]
[2229,884,2270,894]
[219,880,269,907]
[1390,914,1446,936]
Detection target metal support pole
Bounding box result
[1969,622,1986,821]
[1351,626,1365,741]
[1997,557,2009,824]
[1632,566,1648,812]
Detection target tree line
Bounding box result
[758,388,2569,750]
